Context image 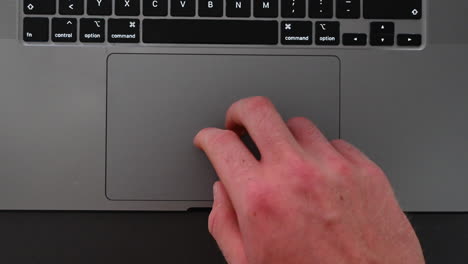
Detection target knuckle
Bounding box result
[245,96,274,113]
[283,150,315,177]
[333,160,355,177]
[207,129,238,147]
[244,181,275,217]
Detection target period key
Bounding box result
[309,0,333,18]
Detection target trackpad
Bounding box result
[106,54,340,201]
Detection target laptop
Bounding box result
[0,0,466,211]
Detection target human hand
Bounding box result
[194,97,425,264]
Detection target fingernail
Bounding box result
[213,182,220,200]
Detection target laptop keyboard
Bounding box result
[22,0,423,48]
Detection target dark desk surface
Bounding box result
[0,212,466,264]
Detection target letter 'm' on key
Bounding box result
[263,1,270,8]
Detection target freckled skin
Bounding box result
[194,97,425,264]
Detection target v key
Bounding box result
[171,0,195,16]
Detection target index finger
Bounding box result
[194,127,259,207]
[225,97,301,162]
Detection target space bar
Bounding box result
[143,19,278,45]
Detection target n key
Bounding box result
[226,0,251,17]
[24,0,56,15]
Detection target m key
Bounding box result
[254,0,278,18]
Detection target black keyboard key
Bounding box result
[281,21,312,45]
[59,0,84,15]
[254,0,278,18]
[371,35,394,46]
[23,17,49,42]
[199,0,223,17]
[144,0,168,16]
[364,0,421,19]
[143,19,278,44]
[115,0,140,16]
[336,0,360,18]
[309,0,333,18]
[87,0,112,15]
[316,21,340,45]
[108,19,140,43]
[397,34,421,47]
[171,0,195,16]
[52,18,77,42]
[226,0,250,17]
[370,22,394,46]
[80,18,105,42]
[343,33,366,46]
[254,0,279,17]
[24,0,56,15]
[282,0,305,18]
[371,22,394,35]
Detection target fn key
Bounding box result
[24,17,49,42]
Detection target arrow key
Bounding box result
[397,34,421,47]
[370,34,394,46]
[52,18,78,42]
[59,0,84,15]
[343,33,367,46]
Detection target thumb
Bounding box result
[209,181,248,264]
